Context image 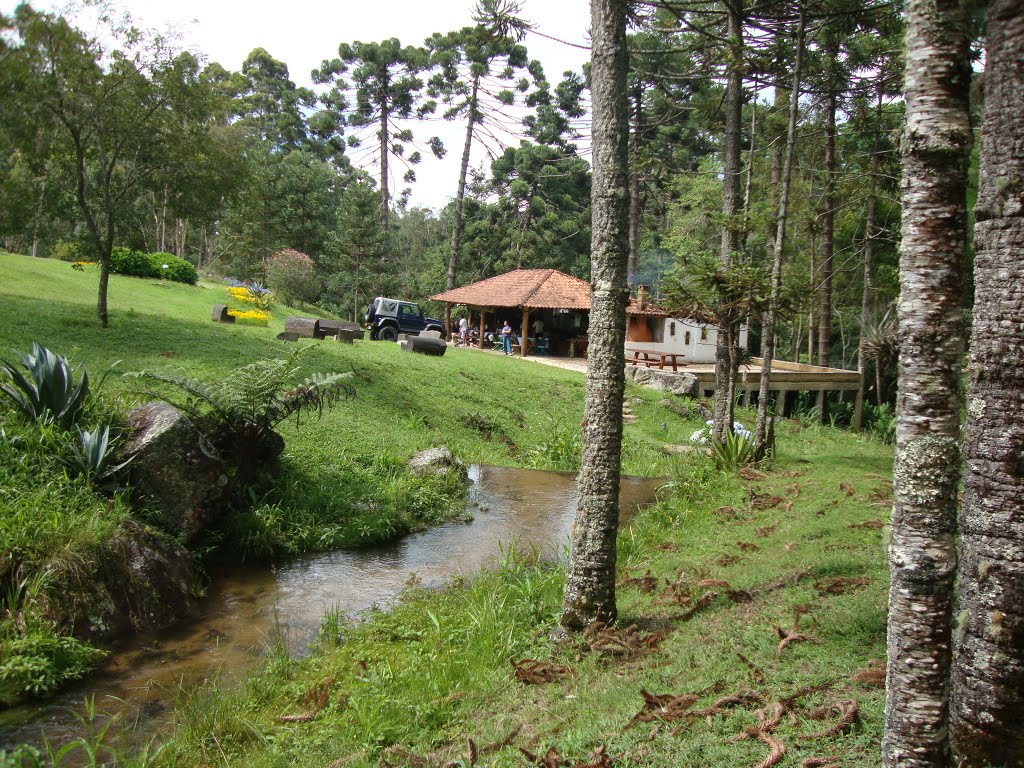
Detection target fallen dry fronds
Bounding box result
[850,659,886,688]
[839,482,855,496]
[799,699,860,740]
[748,569,811,598]
[626,689,700,728]
[783,541,796,552]
[381,746,434,768]
[676,590,719,621]
[717,553,742,566]
[476,725,523,757]
[736,652,765,684]
[519,745,612,768]
[775,606,818,658]
[654,572,693,607]
[737,541,760,552]
[275,676,333,723]
[512,658,573,684]
[785,483,801,497]
[749,492,785,510]
[327,754,364,768]
[754,526,776,538]
[583,623,666,657]
[849,519,885,530]
[619,570,658,593]
[715,505,741,519]
[779,680,840,709]
[813,576,870,595]
[800,758,841,768]
[781,470,806,478]
[692,689,762,719]
[655,541,678,552]
[738,467,767,482]
[726,703,788,768]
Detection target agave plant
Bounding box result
[66,425,133,484]
[0,343,90,427]
[711,430,757,470]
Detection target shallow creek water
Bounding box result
[0,465,664,753]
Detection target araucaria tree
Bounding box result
[951,2,1024,764]
[314,39,444,233]
[882,0,973,765]
[558,0,629,633]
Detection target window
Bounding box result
[669,322,676,337]
[685,331,691,346]
[700,327,708,341]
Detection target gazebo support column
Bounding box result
[520,307,530,357]
[478,308,486,349]
[445,304,452,342]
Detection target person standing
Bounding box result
[458,315,469,344]
[501,320,513,355]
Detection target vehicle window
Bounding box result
[400,305,416,317]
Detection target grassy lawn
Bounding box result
[0,252,894,766]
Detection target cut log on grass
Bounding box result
[316,318,360,338]
[211,304,234,323]
[284,316,320,338]
[402,336,446,356]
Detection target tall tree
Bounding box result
[882,0,974,765]
[427,0,533,290]
[1,5,216,327]
[950,3,1024,763]
[558,0,629,634]
[314,39,444,233]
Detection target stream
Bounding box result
[0,465,665,754]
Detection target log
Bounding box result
[212,304,234,323]
[277,332,301,342]
[403,336,447,356]
[284,316,320,338]
[335,329,362,343]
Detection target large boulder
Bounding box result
[406,447,467,479]
[123,402,230,541]
[53,520,200,643]
[626,366,699,397]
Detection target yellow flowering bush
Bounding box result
[226,282,274,310]
[227,309,271,326]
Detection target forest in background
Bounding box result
[2,0,919,400]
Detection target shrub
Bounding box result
[49,241,88,262]
[265,249,317,305]
[109,246,159,278]
[151,252,199,285]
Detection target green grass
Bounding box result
[0,252,896,766]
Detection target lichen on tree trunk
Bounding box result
[950,3,1024,765]
[558,0,629,634]
[883,1,973,765]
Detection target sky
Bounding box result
[3,0,593,211]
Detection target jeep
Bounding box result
[364,297,446,342]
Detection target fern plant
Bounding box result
[127,347,353,465]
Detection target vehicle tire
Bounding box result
[378,325,399,342]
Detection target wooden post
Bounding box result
[445,303,453,342]
[520,306,530,357]
[853,382,865,432]
[478,308,486,349]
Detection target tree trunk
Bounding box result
[628,83,643,284]
[817,88,836,369]
[753,6,804,459]
[951,4,1024,765]
[882,1,973,765]
[30,175,46,258]
[558,0,629,634]
[857,84,883,426]
[447,74,480,291]
[713,0,744,445]
[380,101,390,233]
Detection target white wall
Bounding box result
[626,318,748,365]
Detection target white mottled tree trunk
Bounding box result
[558,0,629,633]
[951,4,1024,765]
[883,1,973,765]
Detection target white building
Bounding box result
[625,290,748,365]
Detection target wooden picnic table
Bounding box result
[625,347,686,372]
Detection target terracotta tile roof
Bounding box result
[431,269,592,309]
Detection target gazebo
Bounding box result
[431,269,591,357]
